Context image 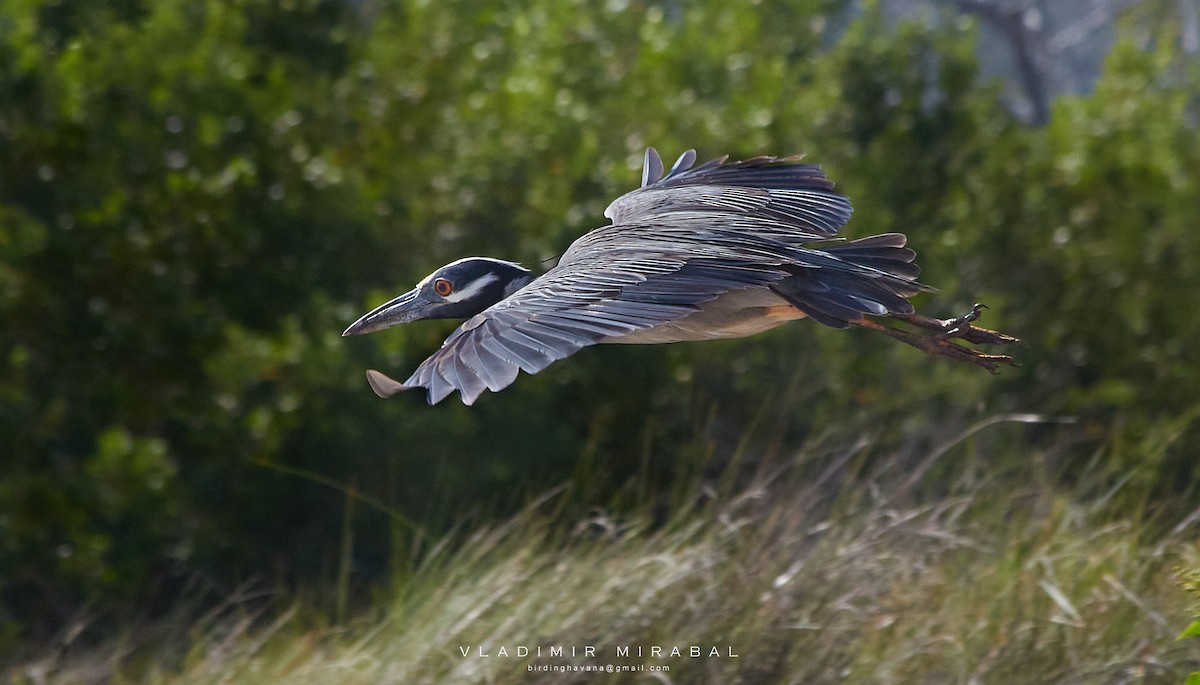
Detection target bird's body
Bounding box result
[607,288,806,344]
[344,148,1018,404]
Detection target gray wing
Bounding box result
[375,149,870,405]
[377,242,792,405]
[603,148,854,240]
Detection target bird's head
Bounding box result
[342,257,534,336]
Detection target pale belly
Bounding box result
[603,288,806,344]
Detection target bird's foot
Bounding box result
[938,302,986,338]
[896,304,1021,347]
[853,306,1020,374]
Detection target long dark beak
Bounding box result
[342,288,426,336]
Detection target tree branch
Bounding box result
[946,0,1050,124]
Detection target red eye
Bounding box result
[433,278,454,296]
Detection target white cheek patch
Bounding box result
[443,273,500,302]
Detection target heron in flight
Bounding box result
[344,148,1018,404]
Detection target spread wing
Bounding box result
[371,149,865,405]
[370,242,791,405]
[602,147,853,240]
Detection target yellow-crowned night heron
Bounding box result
[344,148,1018,404]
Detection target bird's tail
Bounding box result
[770,233,932,329]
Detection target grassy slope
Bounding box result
[12,426,1200,685]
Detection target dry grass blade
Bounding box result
[12,433,1200,685]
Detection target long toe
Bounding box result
[896,306,1020,346]
[912,333,1015,373]
[953,325,1021,347]
[929,338,1018,373]
[852,318,1018,372]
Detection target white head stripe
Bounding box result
[443,273,500,302]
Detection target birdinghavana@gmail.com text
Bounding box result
[458,642,737,673]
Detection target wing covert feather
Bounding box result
[606,151,853,240]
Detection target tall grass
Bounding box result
[10,416,1200,684]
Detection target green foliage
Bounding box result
[0,0,1197,655]
[0,0,385,635]
[958,37,1200,488]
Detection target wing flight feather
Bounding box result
[385,243,792,404]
